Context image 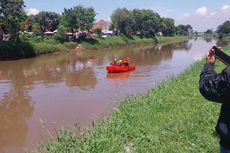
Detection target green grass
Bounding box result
[79,35,157,49]
[0,41,36,60]
[32,44,230,152]
[79,36,189,49]
[0,40,77,60]
[156,36,190,44]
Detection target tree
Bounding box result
[217,20,230,35]
[204,29,213,34]
[140,9,161,36]
[0,0,26,40]
[33,11,60,32]
[111,8,134,35]
[186,24,193,35]
[32,23,43,35]
[160,17,175,36]
[131,9,161,36]
[22,16,34,32]
[132,9,143,34]
[93,28,102,37]
[175,24,193,36]
[63,5,96,33]
[0,26,3,41]
[175,25,187,36]
[111,8,166,37]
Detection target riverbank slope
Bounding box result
[33,44,230,152]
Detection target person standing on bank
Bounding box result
[199,46,230,153]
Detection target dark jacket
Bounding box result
[199,63,230,149]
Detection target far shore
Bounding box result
[0,36,189,61]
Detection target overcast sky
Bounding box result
[24,0,230,32]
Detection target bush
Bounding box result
[31,42,67,54]
[64,42,78,49]
[0,41,35,60]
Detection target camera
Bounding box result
[211,46,230,65]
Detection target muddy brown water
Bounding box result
[0,38,217,153]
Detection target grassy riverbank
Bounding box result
[0,36,188,60]
[80,36,190,49]
[0,39,77,60]
[156,36,190,44]
[33,46,229,152]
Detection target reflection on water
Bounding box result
[203,36,213,43]
[134,41,192,66]
[0,80,34,153]
[217,38,230,47]
[66,67,97,90]
[107,71,133,80]
[0,38,217,153]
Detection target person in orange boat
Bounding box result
[122,57,129,66]
[110,58,123,66]
[117,59,123,66]
[110,59,117,66]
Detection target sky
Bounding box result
[24,0,230,32]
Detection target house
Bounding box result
[43,30,58,35]
[92,19,110,31]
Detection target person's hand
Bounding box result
[206,48,215,64]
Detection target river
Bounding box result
[0,38,217,153]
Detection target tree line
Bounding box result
[110,8,193,37]
[0,1,97,41]
[204,21,230,36]
[0,0,230,42]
